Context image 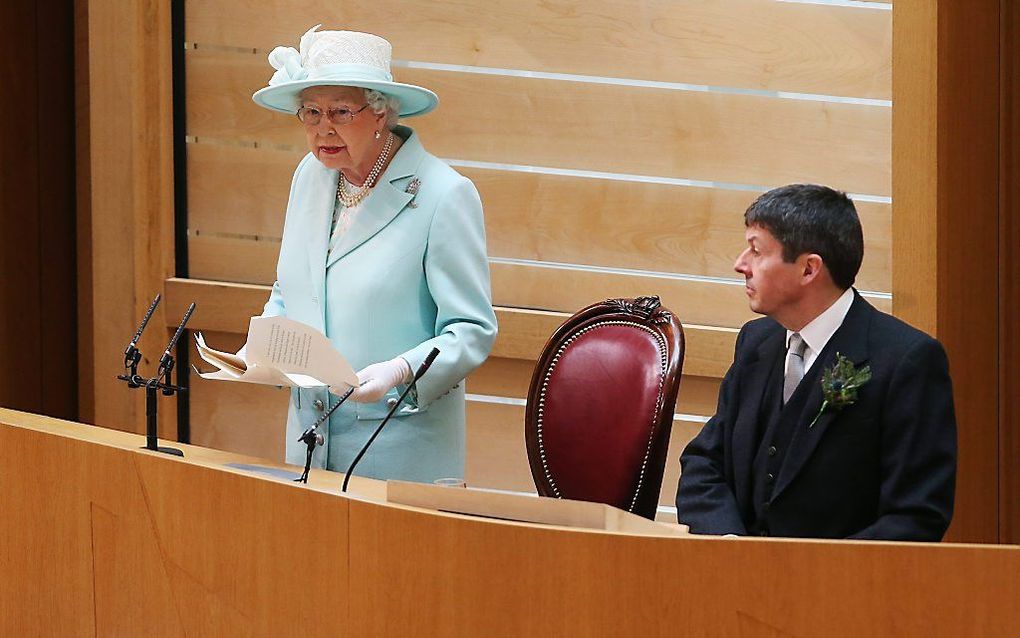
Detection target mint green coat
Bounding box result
[262,126,497,482]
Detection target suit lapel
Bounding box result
[304,161,337,317]
[326,126,424,269]
[771,292,873,500]
[732,327,785,508]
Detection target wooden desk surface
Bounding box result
[2,408,1018,637]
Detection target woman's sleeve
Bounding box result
[399,175,498,407]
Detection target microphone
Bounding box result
[157,302,196,383]
[342,348,440,493]
[123,293,161,385]
[295,384,357,483]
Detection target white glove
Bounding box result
[344,357,412,403]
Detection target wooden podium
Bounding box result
[1,408,1018,637]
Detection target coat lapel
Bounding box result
[771,292,873,500]
[304,161,338,320]
[326,126,425,269]
[731,327,785,509]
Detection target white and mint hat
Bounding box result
[252,25,438,117]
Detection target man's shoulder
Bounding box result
[736,316,784,353]
[861,299,942,356]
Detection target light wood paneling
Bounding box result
[165,277,737,379]
[185,234,892,330]
[0,409,350,637]
[893,1,1001,543]
[186,142,298,239]
[186,49,891,196]
[185,0,892,100]
[489,260,892,328]
[186,348,719,501]
[464,400,704,508]
[79,0,176,433]
[187,143,892,291]
[468,357,722,417]
[345,495,1020,637]
[188,233,279,284]
[188,330,288,462]
[9,409,1020,638]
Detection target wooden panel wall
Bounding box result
[5,410,1020,638]
[892,1,1002,543]
[76,0,177,435]
[1000,0,1020,545]
[178,0,893,510]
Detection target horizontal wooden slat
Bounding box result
[187,143,891,290]
[187,330,288,462]
[489,260,893,329]
[188,234,278,284]
[468,356,721,418]
[184,363,704,510]
[185,0,891,99]
[464,401,702,508]
[165,277,737,378]
[186,49,891,196]
[185,235,892,329]
[187,143,298,238]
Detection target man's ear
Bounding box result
[801,253,825,284]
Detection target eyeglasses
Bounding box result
[296,103,371,126]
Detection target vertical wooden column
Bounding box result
[1000,0,1020,546]
[893,1,1001,543]
[76,0,176,433]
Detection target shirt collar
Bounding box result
[786,287,855,354]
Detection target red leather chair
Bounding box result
[525,296,685,519]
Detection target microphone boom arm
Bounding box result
[341,348,440,493]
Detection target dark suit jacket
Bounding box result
[676,292,957,540]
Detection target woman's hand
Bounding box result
[345,357,412,403]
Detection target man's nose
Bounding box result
[734,249,748,274]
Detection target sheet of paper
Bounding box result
[194,318,358,389]
[195,332,246,376]
[246,316,359,388]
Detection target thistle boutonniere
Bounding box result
[808,353,871,428]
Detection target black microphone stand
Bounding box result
[295,385,356,483]
[121,293,161,388]
[342,348,440,493]
[118,299,195,457]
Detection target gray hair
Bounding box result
[364,89,401,129]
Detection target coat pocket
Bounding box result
[354,387,430,420]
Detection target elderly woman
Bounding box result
[250,26,497,482]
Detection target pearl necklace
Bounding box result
[336,132,394,208]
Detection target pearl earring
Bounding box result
[374,130,382,140]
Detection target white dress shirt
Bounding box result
[785,287,855,376]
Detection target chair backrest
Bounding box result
[525,296,685,519]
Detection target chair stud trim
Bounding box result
[534,319,668,509]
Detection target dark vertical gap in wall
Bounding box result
[0,0,76,419]
[39,0,79,420]
[172,0,190,443]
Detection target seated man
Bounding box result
[676,184,957,540]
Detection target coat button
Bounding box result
[762,501,771,512]
[386,397,398,408]
[766,473,774,483]
[768,446,777,457]
[313,399,325,411]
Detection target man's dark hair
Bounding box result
[744,184,864,290]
